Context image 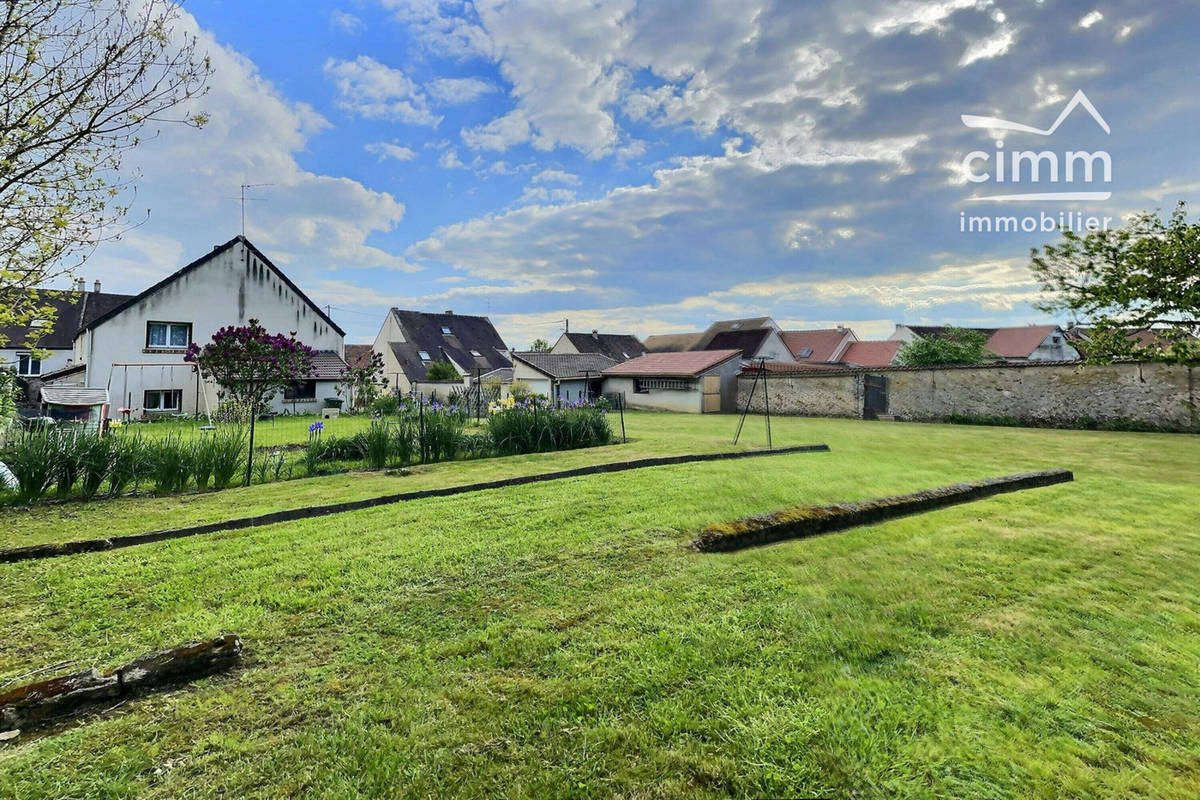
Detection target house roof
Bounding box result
[388,308,511,381]
[0,289,136,350]
[512,352,616,380]
[561,331,647,362]
[308,351,349,381]
[704,328,772,358]
[838,340,902,367]
[902,324,1061,359]
[692,317,775,350]
[36,363,87,383]
[39,386,109,406]
[343,344,375,369]
[642,332,705,353]
[602,349,742,378]
[780,329,852,362]
[476,366,513,383]
[82,236,345,337]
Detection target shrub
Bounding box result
[363,420,392,468]
[52,429,84,497]
[508,380,533,401]
[486,398,612,456]
[108,435,146,497]
[372,394,400,416]
[424,360,459,381]
[421,404,465,462]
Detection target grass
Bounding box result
[1,413,1198,799]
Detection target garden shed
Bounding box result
[601,350,742,413]
[38,386,110,433]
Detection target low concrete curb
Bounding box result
[1,444,830,564]
[692,469,1073,552]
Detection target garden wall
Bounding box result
[738,361,1198,431]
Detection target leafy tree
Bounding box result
[529,338,551,352]
[424,360,459,381]
[1031,202,1200,365]
[337,350,387,409]
[185,320,315,485]
[895,327,991,366]
[0,0,212,349]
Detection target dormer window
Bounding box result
[470,349,482,357]
[418,350,432,362]
[441,326,452,334]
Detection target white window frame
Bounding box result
[417,350,432,361]
[17,352,41,376]
[144,389,182,412]
[146,321,192,350]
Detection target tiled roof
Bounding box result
[389,309,511,381]
[602,349,742,378]
[780,329,853,362]
[704,328,772,358]
[512,352,617,379]
[307,351,349,381]
[343,344,375,369]
[839,340,902,367]
[642,332,705,353]
[0,289,135,350]
[562,331,647,362]
[742,359,1089,376]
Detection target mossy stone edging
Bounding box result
[692,469,1074,552]
[0,444,830,564]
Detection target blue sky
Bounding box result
[83,0,1200,345]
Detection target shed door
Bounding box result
[701,375,721,413]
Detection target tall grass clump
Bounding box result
[108,435,146,497]
[420,403,465,462]
[52,429,84,497]
[362,420,392,468]
[147,434,192,495]
[78,434,116,499]
[1,431,59,503]
[209,427,247,490]
[487,398,612,456]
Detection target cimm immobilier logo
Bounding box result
[959,90,1113,234]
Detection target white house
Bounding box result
[601,349,743,413]
[511,352,617,401]
[372,308,511,397]
[69,236,346,418]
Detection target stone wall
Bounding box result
[738,362,1198,431]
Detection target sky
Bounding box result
[78,0,1200,346]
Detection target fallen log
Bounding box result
[692,469,1074,552]
[1,634,242,734]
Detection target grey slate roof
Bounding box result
[1,289,135,350]
[512,352,617,379]
[704,328,772,358]
[388,309,511,382]
[40,386,109,406]
[562,331,647,362]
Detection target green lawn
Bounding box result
[1,413,1198,799]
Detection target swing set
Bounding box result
[106,362,217,428]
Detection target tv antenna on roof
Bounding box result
[238,183,273,236]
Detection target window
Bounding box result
[17,353,41,376]
[634,377,693,393]
[470,349,482,357]
[1051,335,1062,345]
[796,348,813,358]
[146,322,191,349]
[144,389,182,412]
[417,350,432,361]
[283,380,316,400]
[441,326,452,334]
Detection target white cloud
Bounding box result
[1078,10,1103,29]
[366,141,418,161]
[959,24,1018,66]
[439,148,467,169]
[461,109,531,151]
[330,9,365,35]
[857,0,986,37]
[82,2,414,299]
[426,76,497,104]
[531,169,580,185]
[323,55,441,125]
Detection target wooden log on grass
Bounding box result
[692,469,1074,552]
[1,634,242,733]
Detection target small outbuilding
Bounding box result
[511,352,617,401]
[601,349,742,413]
[38,386,110,433]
